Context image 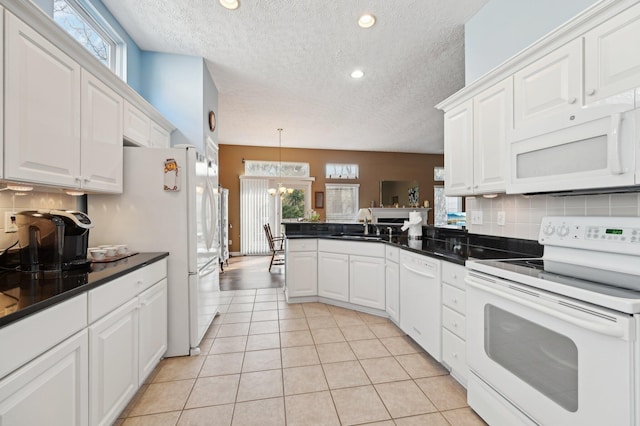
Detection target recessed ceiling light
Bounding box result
[6,184,33,192]
[351,69,364,79]
[65,190,85,196]
[219,0,239,10]
[358,14,376,28]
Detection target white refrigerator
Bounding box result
[88,145,220,357]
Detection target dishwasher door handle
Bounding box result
[402,263,436,279]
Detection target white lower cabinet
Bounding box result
[285,239,318,298]
[318,252,349,302]
[441,262,469,384]
[350,255,385,310]
[400,251,441,361]
[0,330,88,426]
[138,279,168,384]
[89,299,139,426]
[385,261,400,323]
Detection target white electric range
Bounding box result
[465,216,640,426]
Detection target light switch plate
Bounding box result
[497,211,506,226]
[471,210,483,225]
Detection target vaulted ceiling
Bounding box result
[102,0,488,153]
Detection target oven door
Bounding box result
[466,271,635,426]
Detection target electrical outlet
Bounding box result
[497,211,506,226]
[228,240,232,246]
[471,210,483,225]
[4,212,17,233]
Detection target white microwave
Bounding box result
[507,109,639,194]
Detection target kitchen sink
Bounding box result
[331,234,383,241]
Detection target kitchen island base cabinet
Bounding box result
[0,330,88,426]
[318,252,349,302]
[399,251,441,361]
[285,239,318,299]
[350,255,385,310]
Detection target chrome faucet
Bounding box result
[363,218,369,235]
[387,227,393,241]
[375,226,380,236]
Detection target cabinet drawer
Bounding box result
[385,246,400,263]
[318,240,384,257]
[442,283,466,315]
[442,306,466,340]
[287,239,317,252]
[442,329,468,383]
[0,294,87,379]
[442,262,466,290]
[88,259,167,323]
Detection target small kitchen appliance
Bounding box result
[465,216,640,426]
[16,210,93,272]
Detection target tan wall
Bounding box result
[219,144,444,253]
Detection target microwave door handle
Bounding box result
[608,112,624,174]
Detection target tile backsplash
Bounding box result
[0,191,79,250]
[465,192,640,240]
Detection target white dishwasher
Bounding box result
[399,251,441,361]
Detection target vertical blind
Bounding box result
[240,177,270,255]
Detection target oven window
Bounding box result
[485,305,578,412]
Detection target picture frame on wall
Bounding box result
[314,191,324,209]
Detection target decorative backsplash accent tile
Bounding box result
[466,193,640,240]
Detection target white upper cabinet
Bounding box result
[150,120,171,148]
[123,101,151,146]
[513,39,582,139]
[444,78,511,196]
[585,2,640,104]
[473,78,513,193]
[81,70,123,192]
[443,99,473,196]
[5,11,81,187]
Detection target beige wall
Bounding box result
[219,145,443,253]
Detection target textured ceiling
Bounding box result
[102,0,488,153]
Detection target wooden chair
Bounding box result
[264,224,285,271]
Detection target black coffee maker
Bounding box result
[16,210,93,272]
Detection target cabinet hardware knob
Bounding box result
[75,176,82,182]
[452,274,457,279]
[568,97,577,104]
[453,352,458,358]
[586,89,596,96]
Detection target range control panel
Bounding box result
[539,217,640,253]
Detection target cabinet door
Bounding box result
[89,299,139,426]
[349,255,385,310]
[444,99,474,196]
[513,38,582,138]
[585,3,640,103]
[317,252,349,302]
[286,251,318,298]
[5,12,81,187]
[150,121,171,148]
[123,101,150,146]
[81,70,123,193]
[473,78,512,194]
[138,279,167,385]
[0,330,88,426]
[385,261,400,323]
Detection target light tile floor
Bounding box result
[116,288,486,425]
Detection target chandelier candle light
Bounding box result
[268,128,293,197]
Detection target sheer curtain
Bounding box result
[240,177,271,255]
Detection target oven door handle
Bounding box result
[466,277,632,340]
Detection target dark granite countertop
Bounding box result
[0,252,169,329]
[283,223,542,265]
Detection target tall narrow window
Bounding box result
[325,184,360,222]
[53,0,123,75]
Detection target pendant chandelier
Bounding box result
[268,128,293,197]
